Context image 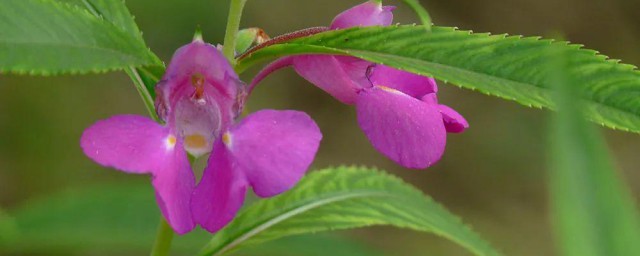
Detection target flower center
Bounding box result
[191,73,206,101]
[184,134,208,149]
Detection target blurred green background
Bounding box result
[2,0,640,255]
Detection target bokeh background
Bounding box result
[2,0,640,255]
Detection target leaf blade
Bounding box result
[200,166,500,256]
[237,25,640,133]
[0,0,160,75]
[549,46,640,256]
[1,183,387,256]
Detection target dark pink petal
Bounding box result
[81,115,196,233]
[80,115,170,173]
[192,141,248,233]
[370,65,438,98]
[356,86,446,169]
[225,110,322,197]
[292,55,373,104]
[330,1,395,29]
[151,142,196,234]
[438,104,469,133]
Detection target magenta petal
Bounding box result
[164,40,238,88]
[80,115,170,173]
[225,110,322,197]
[192,141,248,233]
[151,142,196,234]
[438,105,469,133]
[370,65,438,98]
[356,87,446,169]
[292,55,372,104]
[330,1,395,29]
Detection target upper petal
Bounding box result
[370,65,438,98]
[191,141,248,233]
[330,1,395,29]
[152,141,196,234]
[80,115,171,173]
[164,40,238,87]
[155,40,244,130]
[292,55,373,104]
[224,110,322,198]
[356,86,446,169]
[438,104,469,133]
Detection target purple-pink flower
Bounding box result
[251,1,468,169]
[81,38,322,234]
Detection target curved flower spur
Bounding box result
[80,37,322,234]
[251,1,468,169]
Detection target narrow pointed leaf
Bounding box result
[199,166,500,256]
[59,0,144,40]
[237,25,640,133]
[3,183,399,256]
[60,0,166,99]
[549,48,640,256]
[0,0,160,75]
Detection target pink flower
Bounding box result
[250,1,468,169]
[81,39,322,234]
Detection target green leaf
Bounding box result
[0,0,160,75]
[236,234,385,256]
[238,25,640,133]
[59,0,166,102]
[59,0,144,40]
[199,166,500,256]
[3,182,396,256]
[549,47,640,256]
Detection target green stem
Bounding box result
[404,0,433,31]
[126,66,172,255]
[125,66,160,122]
[150,218,175,256]
[222,0,248,65]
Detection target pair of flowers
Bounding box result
[81,1,467,234]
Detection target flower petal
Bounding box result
[163,40,238,90]
[330,1,395,29]
[225,110,322,197]
[438,104,469,133]
[80,115,170,173]
[155,40,244,127]
[370,65,438,98]
[81,115,196,233]
[356,86,446,169]
[151,142,196,234]
[292,55,373,104]
[192,141,248,233]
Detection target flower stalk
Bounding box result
[222,0,248,65]
[150,218,175,256]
